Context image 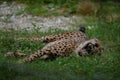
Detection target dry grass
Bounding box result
[77,1,98,15]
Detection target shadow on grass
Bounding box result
[0,61,82,80]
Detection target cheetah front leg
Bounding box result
[16,37,43,42]
[16,29,88,43]
[16,35,57,43]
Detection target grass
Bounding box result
[1,0,120,16]
[0,0,120,80]
[0,19,120,80]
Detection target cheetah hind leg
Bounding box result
[18,50,57,63]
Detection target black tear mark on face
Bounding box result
[94,43,99,47]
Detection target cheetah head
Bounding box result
[76,38,104,56]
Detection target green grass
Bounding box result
[1,0,120,16]
[0,0,120,80]
[0,19,120,80]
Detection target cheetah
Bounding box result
[18,38,103,63]
[6,27,103,63]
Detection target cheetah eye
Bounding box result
[46,38,49,40]
[94,43,99,47]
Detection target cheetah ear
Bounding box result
[79,26,86,33]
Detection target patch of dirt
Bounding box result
[0,2,85,32]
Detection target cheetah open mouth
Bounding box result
[77,38,104,56]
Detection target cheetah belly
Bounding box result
[42,38,85,57]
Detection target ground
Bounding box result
[0,2,84,31]
[0,1,120,80]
